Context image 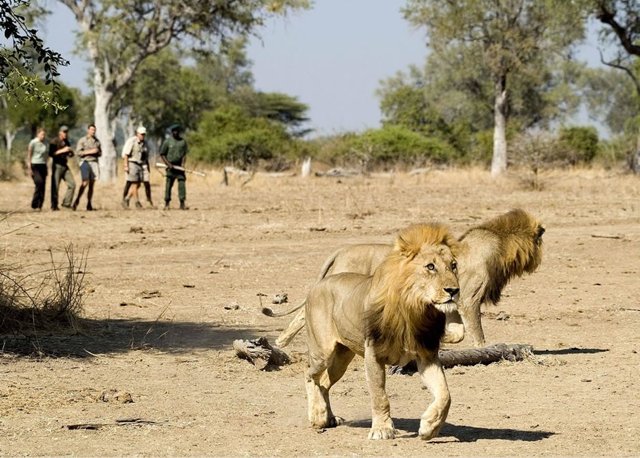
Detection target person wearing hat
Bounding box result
[121,126,151,208]
[159,124,188,210]
[72,123,101,211]
[49,125,76,211]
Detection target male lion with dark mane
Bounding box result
[305,223,460,440]
[265,209,544,347]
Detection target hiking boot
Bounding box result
[86,204,94,211]
[72,202,78,211]
[52,207,59,211]
[147,200,155,208]
[61,203,72,209]
[163,201,170,210]
[135,201,143,209]
[121,198,129,209]
[180,200,188,210]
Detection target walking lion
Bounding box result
[305,223,460,440]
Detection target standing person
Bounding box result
[26,128,48,211]
[160,124,188,210]
[121,126,150,208]
[49,125,75,211]
[73,123,101,211]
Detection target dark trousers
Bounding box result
[164,170,186,202]
[51,163,76,209]
[30,163,47,209]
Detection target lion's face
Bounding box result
[402,244,460,314]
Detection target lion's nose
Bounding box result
[444,287,459,299]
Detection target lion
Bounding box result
[266,208,544,348]
[305,223,460,440]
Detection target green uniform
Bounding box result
[160,136,188,204]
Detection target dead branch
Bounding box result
[389,343,534,375]
[233,337,291,370]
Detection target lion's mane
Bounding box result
[459,208,544,306]
[365,224,459,358]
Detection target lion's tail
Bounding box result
[261,300,305,318]
[275,307,306,347]
[316,248,340,282]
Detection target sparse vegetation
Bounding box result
[0,244,87,336]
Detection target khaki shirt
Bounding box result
[122,136,149,164]
[76,135,101,162]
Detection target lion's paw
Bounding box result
[418,422,442,441]
[368,425,396,440]
[327,416,344,428]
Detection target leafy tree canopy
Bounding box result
[0,0,68,108]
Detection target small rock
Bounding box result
[272,293,288,304]
[224,302,240,310]
[495,311,510,321]
[97,389,134,404]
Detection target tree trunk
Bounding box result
[4,129,16,162]
[94,84,117,182]
[491,76,508,178]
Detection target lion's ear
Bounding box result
[394,233,420,258]
[393,223,454,259]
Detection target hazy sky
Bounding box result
[43,1,604,136]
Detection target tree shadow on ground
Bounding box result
[346,419,554,442]
[0,317,268,357]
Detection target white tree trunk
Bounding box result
[4,129,16,161]
[94,84,117,182]
[491,77,508,178]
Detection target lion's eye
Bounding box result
[451,261,457,271]
[425,263,435,271]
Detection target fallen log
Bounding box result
[389,343,533,375]
[233,337,291,370]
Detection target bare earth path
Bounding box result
[0,168,638,456]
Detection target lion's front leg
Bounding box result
[459,295,486,347]
[416,355,451,441]
[441,311,465,344]
[364,339,395,440]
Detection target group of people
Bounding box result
[26,123,190,211]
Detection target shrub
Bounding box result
[557,126,599,164]
[188,105,301,169]
[312,125,458,169]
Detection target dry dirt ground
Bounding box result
[0,167,639,456]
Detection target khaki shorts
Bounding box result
[142,164,150,182]
[80,161,99,181]
[127,162,144,182]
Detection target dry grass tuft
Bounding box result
[0,245,87,336]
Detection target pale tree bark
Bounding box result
[0,98,17,161]
[491,76,508,178]
[4,129,16,161]
[60,0,171,182]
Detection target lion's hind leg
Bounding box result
[306,345,354,429]
[318,344,355,426]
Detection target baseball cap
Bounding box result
[169,123,182,132]
[136,126,147,134]
[59,125,69,132]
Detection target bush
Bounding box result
[311,125,458,169]
[557,126,599,164]
[188,105,301,168]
